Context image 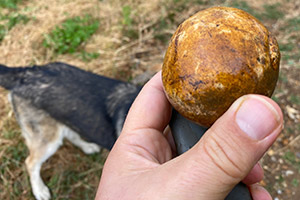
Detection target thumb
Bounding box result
[168,94,283,199]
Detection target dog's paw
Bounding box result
[32,182,51,200]
[81,143,101,154]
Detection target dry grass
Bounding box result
[0,0,299,199]
[0,0,172,76]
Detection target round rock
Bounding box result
[162,7,280,127]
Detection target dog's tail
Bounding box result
[0,64,26,90]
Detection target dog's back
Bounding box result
[0,62,143,200]
[0,62,141,149]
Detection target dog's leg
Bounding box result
[11,94,63,200]
[62,126,101,154]
[25,137,62,200]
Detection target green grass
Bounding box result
[271,96,279,104]
[0,0,22,9]
[261,3,284,20]
[0,0,30,42]
[278,72,288,83]
[43,15,99,55]
[0,13,30,42]
[121,5,139,40]
[276,15,299,63]
[0,136,29,198]
[279,41,299,62]
[280,42,295,52]
[285,17,300,31]
[289,95,300,105]
[0,141,28,169]
[79,51,100,62]
[292,178,299,187]
[47,151,105,200]
[0,135,105,199]
[2,129,20,140]
[283,151,300,172]
[229,1,260,18]
[228,1,285,21]
[122,5,133,26]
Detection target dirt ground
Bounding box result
[0,0,299,199]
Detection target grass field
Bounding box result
[0,0,299,199]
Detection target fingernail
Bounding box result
[234,95,281,140]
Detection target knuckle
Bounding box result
[203,131,244,181]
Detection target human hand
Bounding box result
[95,72,283,200]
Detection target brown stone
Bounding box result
[162,6,280,127]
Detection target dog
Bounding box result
[0,62,141,200]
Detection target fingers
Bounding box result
[122,71,172,133]
[243,163,264,185]
[167,94,283,199]
[250,184,272,200]
[111,71,173,164]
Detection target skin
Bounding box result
[96,72,283,200]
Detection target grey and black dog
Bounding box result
[0,62,141,200]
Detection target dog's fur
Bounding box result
[0,62,141,200]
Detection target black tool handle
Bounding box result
[169,110,252,200]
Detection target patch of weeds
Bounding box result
[228,2,285,21]
[62,170,80,187]
[0,14,30,42]
[283,151,300,170]
[0,142,28,174]
[278,73,288,83]
[287,59,296,66]
[261,3,284,20]
[0,0,22,9]
[278,174,285,183]
[124,28,139,40]
[0,25,6,41]
[121,5,138,40]
[79,51,100,62]
[287,127,293,134]
[171,0,210,11]
[230,1,253,14]
[279,41,299,62]
[153,17,173,44]
[154,0,200,44]
[289,95,300,105]
[2,14,30,30]
[154,32,172,44]
[87,151,106,163]
[122,5,133,26]
[172,0,190,12]
[284,151,296,163]
[281,54,290,61]
[48,174,60,188]
[2,129,19,139]
[291,178,299,187]
[285,17,300,31]
[6,142,28,163]
[281,53,299,62]
[193,0,210,5]
[12,180,27,197]
[228,1,261,19]
[279,42,295,52]
[271,95,280,104]
[43,15,99,54]
[52,169,98,199]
